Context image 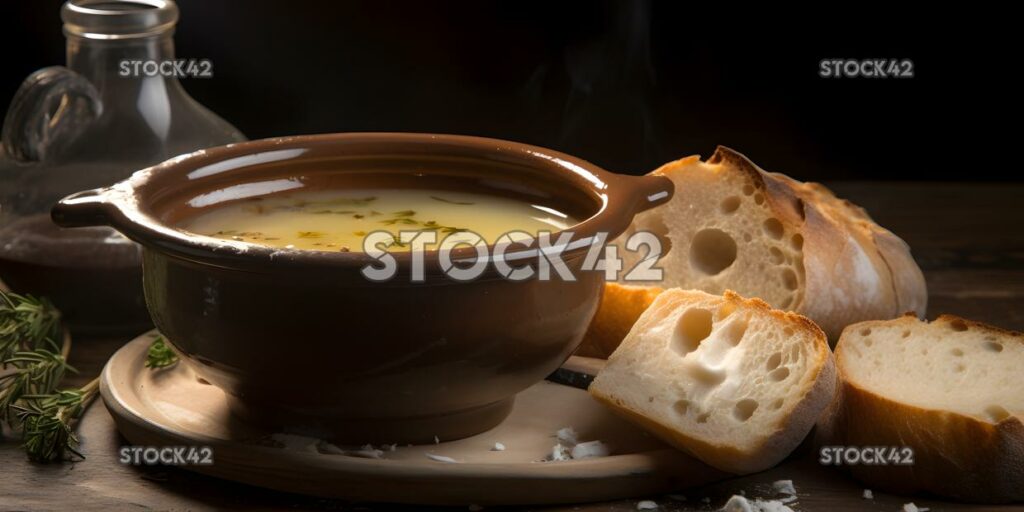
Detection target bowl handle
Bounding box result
[51,187,117,228]
[621,174,674,214]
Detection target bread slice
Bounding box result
[577,146,926,357]
[819,315,1024,503]
[589,289,836,474]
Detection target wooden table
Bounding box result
[2,182,1023,511]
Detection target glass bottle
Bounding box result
[0,0,245,333]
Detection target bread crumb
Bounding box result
[862,489,873,500]
[491,442,506,451]
[636,500,658,510]
[721,496,753,512]
[426,453,459,463]
[556,427,579,445]
[386,443,397,451]
[570,440,610,459]
[902,504,929,512]
[771,480,796,496]
[434,435,440,444]
[721,495,795,512]
[548,443,572,461]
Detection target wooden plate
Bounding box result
[100,331,727,506]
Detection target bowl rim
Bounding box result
[52,132,673,274]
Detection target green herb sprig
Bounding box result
[0,290,101,462]
[14,378,98,462]
[146,336,178,369]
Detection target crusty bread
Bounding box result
[819,314,1024,503]
[577,146,926,357]
[589,289,836,474]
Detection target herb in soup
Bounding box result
[179,189,577,252]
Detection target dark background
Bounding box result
[4,1,1015,181]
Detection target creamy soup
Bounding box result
[179,189,578,251]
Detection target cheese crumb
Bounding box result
[862,489,873,500]
[426,453,459,463]
[636,500,658,510]
[491,442,506,451]
[571,440,610,459]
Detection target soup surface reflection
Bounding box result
[179,189,579,251]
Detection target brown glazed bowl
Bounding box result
[52,133,672,443]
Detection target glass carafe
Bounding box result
[0,0,245,333]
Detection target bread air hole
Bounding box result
[733,399,759,421]
[983,341,1004,353]
[860,328,872,336]
[696,412,711,424]
[769,247,785,265]
[671,308,713,356]
[781,268,798,291]
[985,405,1011,423]
[769,366,790,382]
[951,348,964,357]
[640,215,673,257]
[689,229,737,275]
[771,398,785,410]
[720,196,741,214]
[673,399,691,416]
[791,233,804,250]
[722,316,749,346]
[763,218,783,239]
[766,352,783,371]
[742,184,755,196]
[753,193,765,205]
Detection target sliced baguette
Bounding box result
[819,315,1024,503]
[589,289,836,474]
[578,146,926,357]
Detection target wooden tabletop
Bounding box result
[2,182,1023,511]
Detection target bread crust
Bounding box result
[590,290,836,474]
[819,315,1024,503]
[576,146,927,357]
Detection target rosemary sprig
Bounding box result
[0,289,102,463]
[146,336,178,369]
[14,377,99,462]
[0,291,62,358]
[0,348,75,422]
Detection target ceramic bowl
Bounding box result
[52,133,672,443]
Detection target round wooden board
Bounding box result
[100,331,727,506]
